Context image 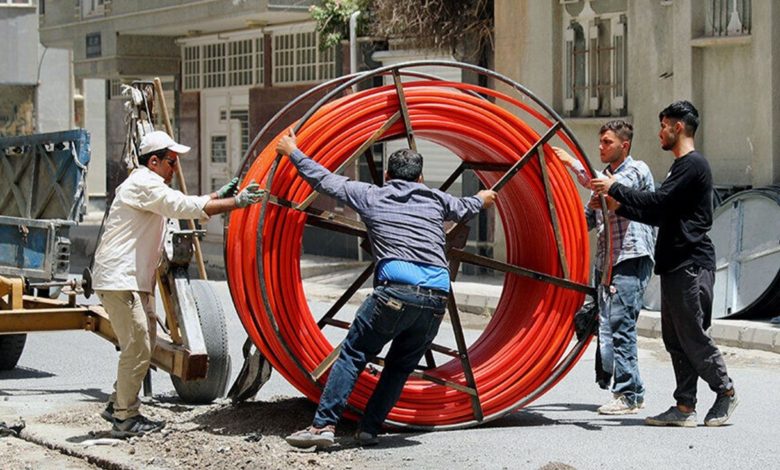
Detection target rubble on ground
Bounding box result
[34,395,369,469]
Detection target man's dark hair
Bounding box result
[387,148,423,182]
[138,150,165,167]
[599,119,633,142]
[659,100,699,136]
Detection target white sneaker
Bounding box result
[598,395,641,415]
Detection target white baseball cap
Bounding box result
[139,130,191,156]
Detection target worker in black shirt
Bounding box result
[591,100,737,427]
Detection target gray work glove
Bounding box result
[216,177,240,198]
[234,180,263,208]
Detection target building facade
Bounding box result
[495,0,779,189]
[1,1,72,137]
[36,1,372,269]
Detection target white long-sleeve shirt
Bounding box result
[92,166,210,293]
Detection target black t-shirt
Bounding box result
[610,150,716,274]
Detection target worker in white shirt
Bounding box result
[91,130,262,437]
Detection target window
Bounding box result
[273,29,336,85]
[211,135,227,163]
[181,35,264,91]
[81,0,105,17]
[562,1,627,117]
[228,39,254,87]
[220,109,250,156]
[109,79,123,99]
[203,43,226,89]
[0,0,34,6]
[183,46,201,90]
[181,26,334,90]
[256,37,265,85]
[707,0,751,36]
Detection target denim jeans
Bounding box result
[596,256,653,406]
[312,285,447,435]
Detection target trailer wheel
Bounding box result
[170,280,231,404]
[0,334,27,371]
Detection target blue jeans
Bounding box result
[596,256,652,406]
[312,285,447,435]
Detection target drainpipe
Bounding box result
[349,11,361,78]
[350,10,363,261]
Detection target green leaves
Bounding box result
[310,0,371,51]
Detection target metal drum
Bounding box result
[711,186,780,319]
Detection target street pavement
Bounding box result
[1,277,779,469]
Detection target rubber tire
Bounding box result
[0,334,27,371]
[170,280,231,404]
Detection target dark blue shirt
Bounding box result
[288,149,483,272]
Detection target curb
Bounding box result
[19,426,135,470]
[637,310,780,354]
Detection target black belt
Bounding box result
[381,281,449,297]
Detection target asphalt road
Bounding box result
[2,281,779,469]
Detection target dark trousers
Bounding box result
[660,265,732,408]
[312,285,446,434]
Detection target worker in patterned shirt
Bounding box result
[552,119,655,415]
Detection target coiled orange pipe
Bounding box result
[226,75,593,429]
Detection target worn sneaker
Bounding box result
[704,392,738,427]
[355,430,379,446]
[645,406,697,427]
[598,395,641,415]
[285,425,335,449]
[99,402,114,423]
[111,415,165,438]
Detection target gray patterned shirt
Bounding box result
[568,156,656,269]
[289,149,483,269]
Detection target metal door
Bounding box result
[201,90,249,240]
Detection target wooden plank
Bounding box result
[0,275,24,309]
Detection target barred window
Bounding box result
[211,135,227,163]
[256,37,265,85]
[562,1,627,117]
[707,0,751,36]
[183,45,201,90]
[228,39,254,87]
[274,33,296,84]
[109,79,123,99]
[183,37,265,91]
[183,37,267,91]
[273,29,336,85]
[220,109,250,156]
[319,43,336,81]
[203,43,226,89]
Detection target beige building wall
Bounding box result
[495,0,779,188]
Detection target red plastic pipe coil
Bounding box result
[225,78,593,430]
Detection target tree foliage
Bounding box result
[309,0,372,50]
[310,0,494,58]
[370,0,493,57]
